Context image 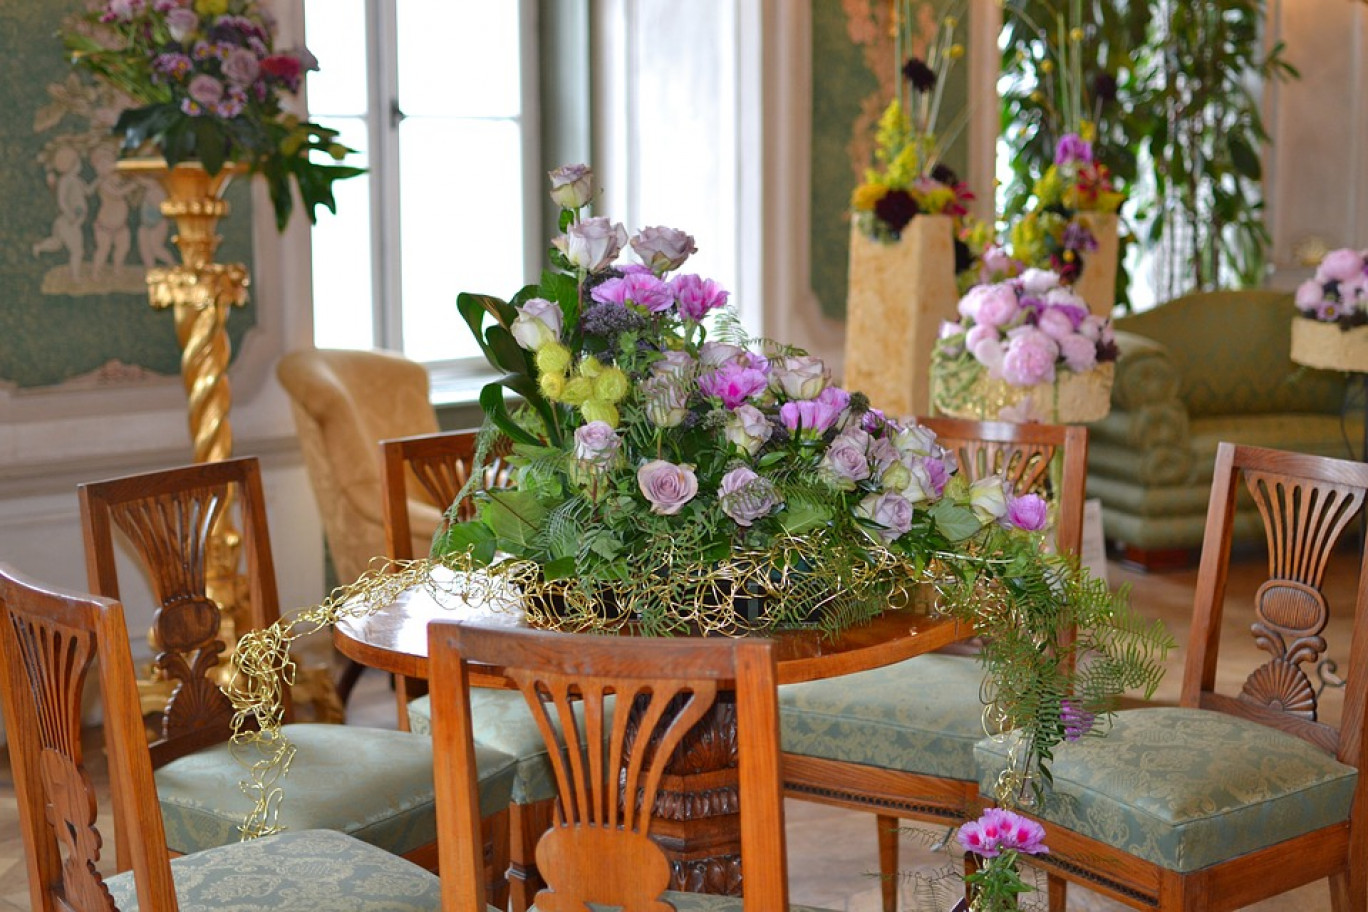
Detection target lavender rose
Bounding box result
[637,460,698,515]
[165,8,199,40]
[698,341,746,368]
[770,355,829,400]
[855,491,915,543]
[641,375,689,428]
[631,226,697,274]
[548,164,594,209]
[187,74,224,107]
[652,350,696,381]
[573,421,621,469]
[510,297,563,351]
[554,216,627,273]
[1005,492,1049,531]
[819,428,872,491]
[718,466,781,527]
[724,404,772,456]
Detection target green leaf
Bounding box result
[499,372,562,447]
[486,324,531,376]
[1228,134,1261,180]
[540,555,578,580]
[457,293,501,368]
[479,383,540,446]
[482,489,548,551]
[777,501,831,536]
[928,499,983,543]
[431,520,496,565]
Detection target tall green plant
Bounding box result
[1000,0,1297,303]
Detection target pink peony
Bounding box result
[1058,334,1099,372]
[1001,327,1059,386]
[1296,279,1325,310]
[671,274,729,320]
[1318,248,1366,283]
[637,460,698,515]
[974,284,1022,328]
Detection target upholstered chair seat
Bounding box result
[105,828,449,912]
[155,723,517,856]
[780,653,988,782]
[975,707,1358,873]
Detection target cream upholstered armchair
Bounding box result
[277,348,446,588]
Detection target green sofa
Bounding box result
[1086,290,1361,568]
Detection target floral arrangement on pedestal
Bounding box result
[1005,133,1122,280]
[931,268,1118,422]
[61,0,362,230]
[849,2,975,243]
[1295,248,1368,329]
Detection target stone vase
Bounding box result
[844,215,959,418]
[1290,318,1368,372]
[1072,211,1119,317]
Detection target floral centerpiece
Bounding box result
[61,0,362,230]
[849,2,975,243]
[931,268,1117,422]
[1290,247,1368,374]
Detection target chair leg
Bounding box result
[1047,872,1068,912]
[509,798,556,912]
[483,809,511,909]
[876,813,899,912]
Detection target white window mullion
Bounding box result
[370,0,403,351]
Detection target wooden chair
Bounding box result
[0,562,446,912]
[427,621,800,912]
[380,429,554,912]
[779,418,1088,912]
[77,456,517,887]
[976,442,1368,911]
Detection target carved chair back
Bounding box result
[919,417,1089,556]
[428,623,789,912]
[78,456,286,767]
[380,428,514,562]
[1182,443,1368,767]
[0,564,181,912]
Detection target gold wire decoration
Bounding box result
[223,543,931,839]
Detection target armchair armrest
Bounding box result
[1088,330,1195,486]
[1110,330,1182,411]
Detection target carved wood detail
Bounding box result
[1238,471,1364,721]
[109,486,236,742]
[9,614,117,910]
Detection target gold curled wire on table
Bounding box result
[223,542,934,840]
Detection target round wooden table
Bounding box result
[334,569,967,894]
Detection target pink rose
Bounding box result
[222,47,261,85]
[187,74,224,106]
[637,460,698,515]
[631,226,697,274]
[718,467,781,527]
[1001,327,1059,386]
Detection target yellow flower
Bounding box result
[535,342,572,376]
[851,182,889,212]
[1033,165,1065,207]
[195,0,229,15]
[917,185,955,215]
[577,355,604,379]
[1079,120,1097,143]
[593,366,630,403]
[539,373,566,401]
[1039,59,1054,75]
[1069,27,1085,43]
[560,376,593,406]
[948,44,965,60]
[580,400,620,428]
[1094,190,1125,214]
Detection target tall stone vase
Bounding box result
[1071,211,1118,317]
[844,215,959,418]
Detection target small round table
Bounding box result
[334,572,966,894]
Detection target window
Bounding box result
[304,0,539,381]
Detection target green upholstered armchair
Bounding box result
[1086,290,1361,568]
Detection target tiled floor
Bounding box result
[0,551,1353,911]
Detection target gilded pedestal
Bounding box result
[844,216,959,418]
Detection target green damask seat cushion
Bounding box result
[410,688,612,805]
[779,653,987,781]
[530,890,833,911]
[106,828,445,911]
[155,723,517,856]
[974,707,1358,873]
